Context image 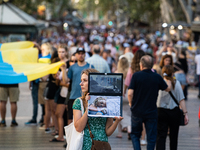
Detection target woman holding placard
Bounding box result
[72,68,123,150]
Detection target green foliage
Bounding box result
[76,0,160,23]
[9,0,70,19]
[126,0,160,22]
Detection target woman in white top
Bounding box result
[156,65,189,150]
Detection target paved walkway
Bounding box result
[0,82,200,150]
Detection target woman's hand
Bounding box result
[85,93,91,108]
[60,64,66,71]
[85,93,90,102]
[114,116,124,123]
[184,113,189,125]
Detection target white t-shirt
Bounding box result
[195,54,200,75]
[157,80,184,109]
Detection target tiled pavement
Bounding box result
[0,82,200,150]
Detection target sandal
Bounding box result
[122,127,127,133]
[49,138,64,142]
[116,135,122,138]
[51,131,59,136]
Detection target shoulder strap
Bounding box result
[168,91,179,106]
[87,122,94,139]
[79,98,84,115]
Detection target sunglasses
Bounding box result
[70,60,77,63]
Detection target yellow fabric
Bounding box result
[1,48,38,63]
[187,46,197,51]
[0,41,64,82]
[1,41,34,50]
[12,62,63,81]
[38,58,51,63]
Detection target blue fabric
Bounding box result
[198,75,200,96]
[130,115,157,150]
[0,44,2,50]
[39,53,42,58]
[41,54,51,59]
[0,51,3,63]
[68,63,94,99]
[128,69,167,118]
[0,62,27,84]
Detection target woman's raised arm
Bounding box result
[105,117,123,136]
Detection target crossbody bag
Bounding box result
[87,122,111,150]
[168,91,185,126]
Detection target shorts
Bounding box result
[46,84,59,100]
[38,82,48,104]
[0,87,19,102]
[68,99,75,120]
[174,73,187,85]
[57,95,66,104]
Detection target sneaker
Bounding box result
[39,119,43,124]
[25,120,37,126]
[0,120,6,127]
[10,120,18,127]
[39,123,45,129]
[54,135,65,139]
[45,128,51,133]
[140,140,147,146]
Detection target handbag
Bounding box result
[60,86,68,98]
[168,91,185,126]
[87,122,111,150]
[64,98,84,150]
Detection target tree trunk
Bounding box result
[167,0,177,22]
[160,0,177,23]
[178,0,191,24]
[160,0,171,23]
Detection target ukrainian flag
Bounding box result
[0,41,63,84]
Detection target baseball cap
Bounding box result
[103,49,109,53]
[123,43,130,48]
[76,47,85,53]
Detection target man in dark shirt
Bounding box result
[128,55,171,150]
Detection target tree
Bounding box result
[160,0,193,24]
[75,0,160,27]
[9,0,70,20]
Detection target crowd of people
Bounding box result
[0,28,197,150]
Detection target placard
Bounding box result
[88,73,123,117]
[89,73,123,96]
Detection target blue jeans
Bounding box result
[31,82,39,121]
[130,115,157,150]
[198,75,200,96]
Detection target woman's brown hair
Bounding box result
[131,50,145,73]
[159,54,173,68]
[81,68,99,109]
[162,65,175,89]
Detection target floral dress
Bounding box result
[72,98,108,150]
